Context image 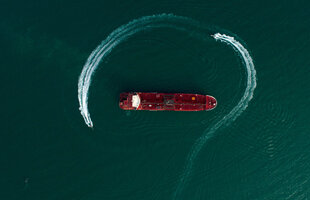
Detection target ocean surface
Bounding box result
[1,1,310,200]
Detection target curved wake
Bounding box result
[77,14,256,199]
[173,33,256,199]
[78,14,199,128]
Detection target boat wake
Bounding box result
[78,14,199,128]
[172,33,257,199]
[77,14,256,199]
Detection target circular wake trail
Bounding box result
[77,14,257,199]
[172,33,257,199]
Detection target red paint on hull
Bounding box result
[119,92,217,111]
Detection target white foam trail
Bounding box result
[78,14,196,127]
[77,14,257,200]
[172,33,257,199]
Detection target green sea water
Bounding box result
[1,1,310,200]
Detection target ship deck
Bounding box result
[138,93,214,111]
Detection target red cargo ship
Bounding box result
[119,92,217,111]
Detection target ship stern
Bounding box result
[119,92,132,110]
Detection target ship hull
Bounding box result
[119,92,217,111]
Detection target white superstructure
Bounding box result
[132,94,141,108]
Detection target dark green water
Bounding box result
[1,1,310,199]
